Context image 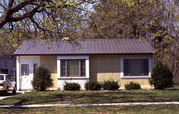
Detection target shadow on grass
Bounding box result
[55,90,179,104]
[51,91,164,104]
[0,91,62,105]
[0,92,21,96]
[1,89,179,105]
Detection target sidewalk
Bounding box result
[0,102,179,108]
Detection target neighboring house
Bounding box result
[14,39,155,90]
[0,55,16,77]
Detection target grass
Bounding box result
[0,105,179,114]
[0,85,178,113]
[0,85,179,105]
[0,91,62,105]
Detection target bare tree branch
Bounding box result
[10,6,41,22]
[8,0,14,8]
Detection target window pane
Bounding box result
[124,59,129,76]
[124,59,149,76]
[130,59,142,76]
[67,60,79,76]
[21,64,29,76]
[81,60,86,76]
[61,60,66,76]
[33,63,38,74]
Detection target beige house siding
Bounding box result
[38,54,153,90]
[90,54,153,89]
[90,55,121,82]
[40,56,57,90]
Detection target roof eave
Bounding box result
[14,52,155,56]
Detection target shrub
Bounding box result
[102,79,119,90]
[149,61,173,89]
[32,66,53,91]
[125,82,141,90]
[63,82,81,91]
[85,80,101,90]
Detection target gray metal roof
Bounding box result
[14,39,155,55]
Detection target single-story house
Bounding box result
[14,39,155,90]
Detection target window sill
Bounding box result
[121,76,150,79]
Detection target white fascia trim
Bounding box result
[57,55,89,79]
[120,55,152,79]
[57,56,89,60]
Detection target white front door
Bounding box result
[20,64,32,90]
[16,56,40,91]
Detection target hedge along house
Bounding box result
[14,39,155,90]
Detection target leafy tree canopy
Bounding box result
[0,0,95,49]
[82,0,178,78]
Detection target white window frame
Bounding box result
[120,56,153,79]
[57,56,89,79]
[60,59,86,77]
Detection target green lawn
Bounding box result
[0,85,179,113]
[0,87,179,105]
[0,105,179,114]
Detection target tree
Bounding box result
[0,38,10,56]
[0,0,95,46]
[156,1,179,82]
[84,0,164,39]
[32,66,53,91]
[149,61,173,89]
[82,0,179,80]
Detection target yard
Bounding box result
[0,86,179,105]
[0,85,179,113]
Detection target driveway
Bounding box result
[0,91,24,100]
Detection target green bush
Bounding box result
[85,80,101,90]
[32,66,53,91]
[149,61,173,89]
[102,80,119,90]
[63,82,81,91]
[125,82,141,90]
